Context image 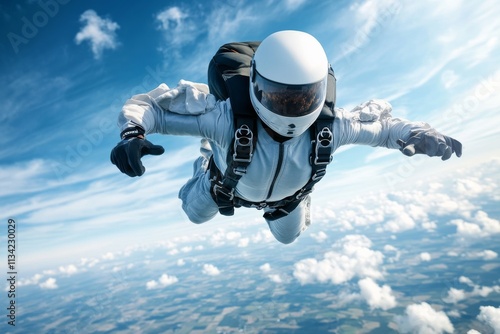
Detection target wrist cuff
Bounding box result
[120,126,145,140]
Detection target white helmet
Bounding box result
[250,30,328,137]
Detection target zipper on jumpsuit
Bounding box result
[266,143,284,200]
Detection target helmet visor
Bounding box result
[252,69,327,117]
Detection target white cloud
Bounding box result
[59,264,78,275]
[202,264,220,276]
[395,302,454,334]
[18,274,43,287]
[238,238,250,247]
[180,246,192,253]
[467,330,481,334]
[146,280,158,290]
[39,278,58,290]
[477,306,500,334]
[452,210,500,238]
[310,231,328,243]
[420,252,432,262]
[159,274,178,286]
[146,273,178,290]
[358,277,397,310]
[102,252,115,260]
[443,287,467,304]
[260,263,271,273]
[210,229,243,247]
[443,278,500,304]
[177,259,185,266]
[293,234,384,285]
[268,274,282,283]
[384,244,401,263]
[466,250,498,261]
[168,248,179,255]
[459,276,474,287]
[75,10,120,59]
[251,229,274,244]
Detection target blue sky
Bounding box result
[1,0,499,275]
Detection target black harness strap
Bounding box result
[208,42,260,216]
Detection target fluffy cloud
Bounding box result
[293,234,384,285]
[268,274,282,283]
[477,306,500,333]
[202,264,220,276]
[260,263,271,273]
[420,252,432,262]
[466,250,498,260]
[443,288,467,304]
[17,274,43,287]
[451,210,500,238]
[238,238,250,247]
[443,277,500,304]
[395,302,454,334]
[146,273,178,290]
[75,10,120,59]
[384,244,401,263]
[39,278,58,290]
[310,231,328,243]
[59,264,78,275]
[251,229,274,244]
[209,229,243,247]
[358,277,397,310]
[102,252,115,260]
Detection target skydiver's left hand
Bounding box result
[397,129,462,161]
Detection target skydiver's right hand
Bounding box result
[110,127,165,177]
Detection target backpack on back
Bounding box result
[207,41,336,220]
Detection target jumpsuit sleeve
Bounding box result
[117,81,234,148]
[333,99,432,150]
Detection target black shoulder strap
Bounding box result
[208,42,260,216]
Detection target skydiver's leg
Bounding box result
[178,140,218,224]
[265,196,311,244]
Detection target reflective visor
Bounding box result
[252,68,327,117]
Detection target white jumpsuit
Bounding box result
[118,81,431,244]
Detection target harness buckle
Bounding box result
[296,188,313,200]
[312,168,327,181]
[233,124,254,162]
[212,183,235,201]
[233,166,247,176]
[254,202,267,210]
[314,126,333,165]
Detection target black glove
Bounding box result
[397,129,462,161]
[110,127,165,177]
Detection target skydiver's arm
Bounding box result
[333,100,462,159]
[117,81,233,145]
[111,81,234,177]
